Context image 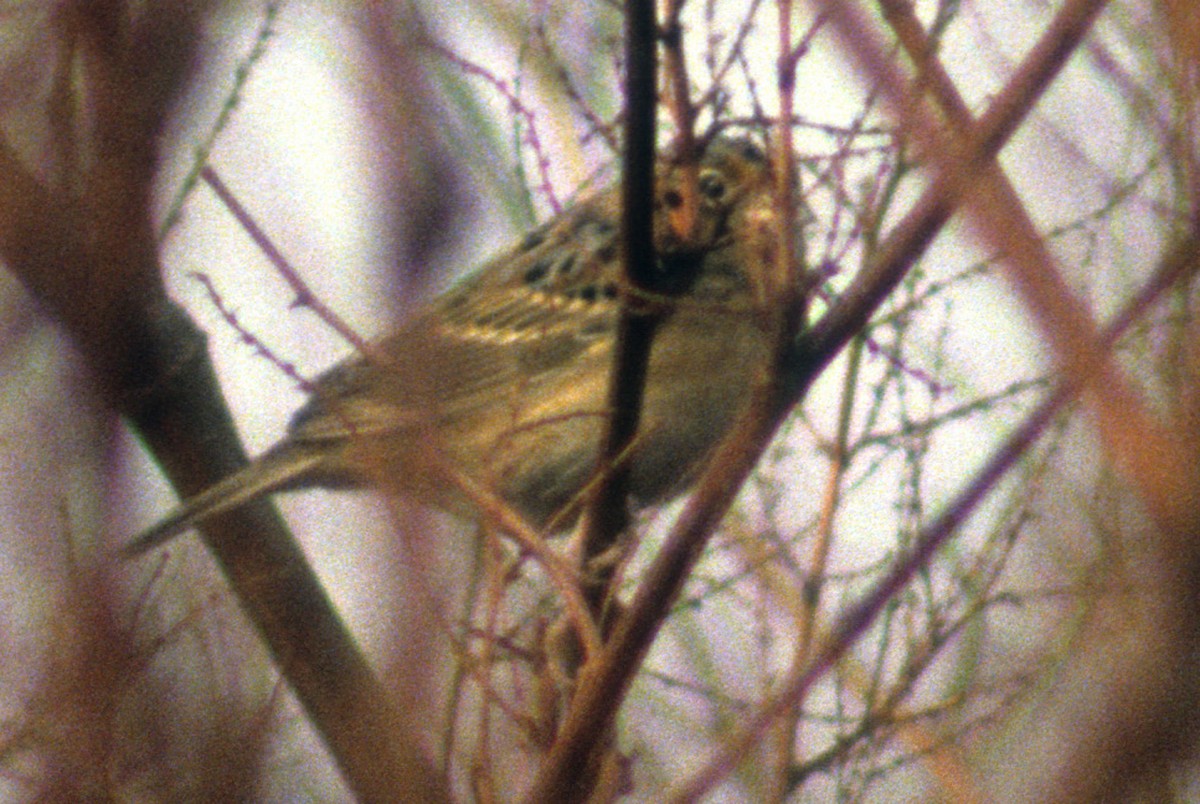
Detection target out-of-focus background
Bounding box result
[0,1,1195,800]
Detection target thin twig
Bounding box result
[199,167,387,365]
[671,219,1198,801]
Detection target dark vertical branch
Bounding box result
[534,0,660,799]
[579,0,659,613]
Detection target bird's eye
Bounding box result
[738,140,765,163]
[662,189,684,209]
[698,170,727,201]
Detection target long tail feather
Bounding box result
[124,446,327,556]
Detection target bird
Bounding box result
[127,135,783,554]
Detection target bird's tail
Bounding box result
[124,445,328,556]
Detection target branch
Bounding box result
[0,8,448,800]
[531,0,1111,798]
[672,216,1200,803]
[579,0,659,610]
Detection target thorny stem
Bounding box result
[200,168,386,365]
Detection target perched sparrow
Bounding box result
[129,135,782,553]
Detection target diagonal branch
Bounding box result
[0,9,449,800]
[673,222,1199,802]
[528,0,1110,798]
[880,0,1191,527]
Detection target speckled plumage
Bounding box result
[129,136,782,552]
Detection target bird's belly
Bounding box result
[449,318,767,528]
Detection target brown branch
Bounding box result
[578,0,660,615]
[661,0,698,151]
[880,0,1191,526]
[882,1,1200,797]
[760,3,812,795]
[0,7,448,801]
[674,216,1200,800]
[531,0,1111,798]
[803,0,1112,370]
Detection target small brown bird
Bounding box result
[128,135,782,553]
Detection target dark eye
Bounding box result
[698,170,727,201]
[738,140,765,163]
[663,189,684,209]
